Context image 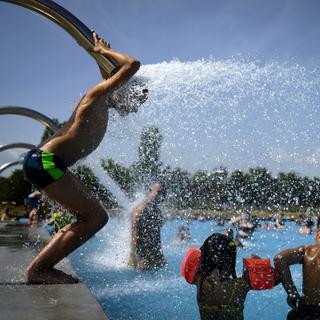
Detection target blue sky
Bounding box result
[1,0,320,177]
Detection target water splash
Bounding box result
[85,155,131,209]
[91,215,132,269]
[93,58,320,176]
[79,57,320,270]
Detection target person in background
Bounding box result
[129,182,166,269]
[229,211,256,239]
[176,225,192,243]
[298,218,314,235]
[274,213,285,229]
[26,190,42,210]
[0,207,13,221]
[274,218,320,320]
[26,191,42,225]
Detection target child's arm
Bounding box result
[274,246,305,309]
[87,31,140,98]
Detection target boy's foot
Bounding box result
[27,268,79,284]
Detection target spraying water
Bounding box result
[85,155,131,209]
[93,58,320,176]
[83,57,320,268]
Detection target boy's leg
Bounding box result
[27,171,108,284]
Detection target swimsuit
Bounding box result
[135,203,165,267]
[199,279,244,317]
[23,149,67,189]
[287,304,320,320]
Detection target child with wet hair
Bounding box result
[194,233,253,320]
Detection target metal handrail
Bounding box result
[0,106,59,132]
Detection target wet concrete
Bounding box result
[0,221,108,320]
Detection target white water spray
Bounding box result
[84,58,320,269]
[101,58,320,176]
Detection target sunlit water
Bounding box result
[70,219,313,320]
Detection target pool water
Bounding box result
[70,218,313,320]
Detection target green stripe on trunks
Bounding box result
[41,151,64,181]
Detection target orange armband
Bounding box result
[243,258,276,290]
[181,247,201,284]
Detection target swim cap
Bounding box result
[181,247,201,284]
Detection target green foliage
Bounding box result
[0,170,31,204]
[161,167,192,209]
[102,159,135,194]
[131,127,163,188]
[99,127,320,211]
[4,124,319,212]
[52,210,73,232]
[75,165,118,208]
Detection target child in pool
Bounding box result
[193,233,256,320]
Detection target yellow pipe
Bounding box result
[1,0,119,77]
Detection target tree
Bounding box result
[75,165,118,208]
[131,127,163,188]
[228,170,250,207]
[247,167,273,209]
[164,167,192,209]
[276,171,302,208]
[102,159,135,195]
[0,170,31,204]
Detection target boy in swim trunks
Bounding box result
[23,31,147,284]
[274,218,320,320]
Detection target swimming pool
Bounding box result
[70,217,313,320]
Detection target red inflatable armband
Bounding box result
[181,247,201,284]
[243,258,276,290]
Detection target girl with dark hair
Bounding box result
[194,233,254,320]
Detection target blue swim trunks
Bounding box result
[23,149,67,189]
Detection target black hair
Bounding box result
[199,233,237,293]
[305,218,314,228]
[112,78,148,109]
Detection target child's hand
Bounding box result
[287,294,301,310]
[91,31,111,53]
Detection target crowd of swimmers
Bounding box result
[126,182,320,319]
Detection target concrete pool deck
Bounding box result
[0,221,108,320]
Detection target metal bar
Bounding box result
[0,143,36,153]
[0,160,23,174]
[0,106,59,132]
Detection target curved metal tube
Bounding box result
[0,160,23,174]
[0,142,35,174]
[0,107,57,175]
[0,143,36,153]
[0,106,59,132]
[0,0,119,76]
